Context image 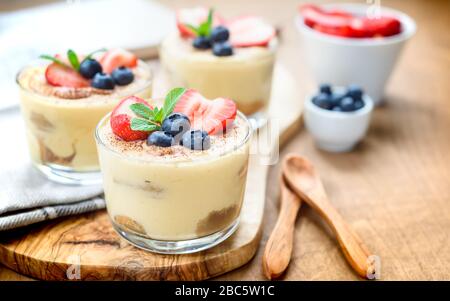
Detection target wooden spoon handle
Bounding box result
[305,190,376,279]
[263,182,302,280]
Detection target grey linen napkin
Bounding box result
[0,163,105,231]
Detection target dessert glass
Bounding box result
[304,88,374,152]
[159,33,276,123]
[16,61,152,185]
[295,3,416,105]
[95,110,252,254]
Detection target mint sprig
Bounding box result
[39,55,69,68]
[130,118,160,132]
[129,87,186,132]
[185,8,214,37]
[83,48,107,61]
[67,49,80,70]
[39,48,107,70]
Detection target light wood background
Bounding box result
[1,0,449,280]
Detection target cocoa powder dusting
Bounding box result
[98,114,249,162]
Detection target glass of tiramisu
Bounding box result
[95,88,252,254]
[160,7,277,124]
[17,48,152,184]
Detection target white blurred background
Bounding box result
[0,0,175,110]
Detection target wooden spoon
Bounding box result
[263,175,302,279]
[282,154,377,279]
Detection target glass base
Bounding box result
[34,163,102,186]
[112,219,240,254]
[248,110,268,130]
[316,141,357,153]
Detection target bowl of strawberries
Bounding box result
[296,3,416,105]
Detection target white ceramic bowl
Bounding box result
[304,90,374,152]
[295,3,416,105]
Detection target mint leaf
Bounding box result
[154,107,165,123]
[162,87,186,120]
[127,88,186,132]
[130,118,160,131]
[198,22,210,37]
[39,55,69,67]
[130,103,152,119]
[184,8,214,37]
[67,49,80,70]
[185,24,201,36]
[206,8,214,34]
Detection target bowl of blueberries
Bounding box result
[304,83,374,152]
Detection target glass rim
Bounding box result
[15,59,153,100]
[94,107,253,165]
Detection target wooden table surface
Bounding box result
[1,0,449,280]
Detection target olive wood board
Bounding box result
[0,62,303,280]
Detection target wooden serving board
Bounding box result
[0,63,303,280]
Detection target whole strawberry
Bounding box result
[110,96,153,141]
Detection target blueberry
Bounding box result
[181,130,211,150]
[111,67,134,86]
[312,93,333,110]
[319,83,332,95]
[340,97,356,112]
[347,84,363,100]
[212,41,233,57]
[79,58,102,79]
[161,113,190,139]
[354,100,365,110]
[210,26,230,43]
[91,73,115,90]
[330,92,345,107]
[332,106,343,112]
[193,36,211,49]
[147,131,174,147]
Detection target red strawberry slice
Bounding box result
[99,48,138,74]
[313,24,355,38]
[174,89,237,134]
[45,63,90,88]
[110,96,153,141]
[359,17,402,37]
[326,9,354,18]
[176,7,224,38]
[173,89,210,119]
[200,98,237,134]
[299,4,402,38]
[228,16,276,47]
[299,4,352,30]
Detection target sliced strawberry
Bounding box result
[99,49,138,74]
[313,24,354,38]
[176,7,224,38]
[299,4,402,38]
[326,9,354,18]
[173,89,210,119]
[174,89,237,135]
[45,63,89,88]
[358,17,402,37]
[228,16,276,47]
[110,96,153,141]
[200,98,237,134]
[299,4,352,30]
